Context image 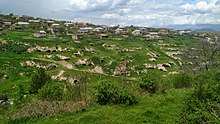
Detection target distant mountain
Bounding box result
[194,28,218,32]
[158,24,220,32]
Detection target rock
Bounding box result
[149,58,157,62]
[89,66,104,74]
[75,59,94,66]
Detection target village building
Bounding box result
[179,30,193,36]
[34,30,47,38]
[11,24,22,30]
[115,28,124,35]
[3,22,12,28]
[29,20,41,24]
[93,27,104,32]
[97,34,109,39]
[140,28,148,35]
[52,23,60,28]
[144,32,160,39]
[46,21,54,27]
[64,22,74,27]
[79,27,93,33]
[132,30,141,36]
[159,29,169,35]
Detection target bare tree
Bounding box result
[181,34,220,74]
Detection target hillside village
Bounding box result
[1,13,220,123]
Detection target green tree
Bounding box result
[29,68,51,94]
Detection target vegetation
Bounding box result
[0,13,220,123]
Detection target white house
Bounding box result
[132,30,141,36]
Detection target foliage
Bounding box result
[94,82,138,105]
[139,74,159,93]
[29,68,52,94]
[172,72,194,89]
[181,35,220,73]
[179,70,220,123]
[38,82,64,101]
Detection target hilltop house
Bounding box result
[144,32,159,39]
[52,23,60,28]
[3,22,12,28]
[179,30,193,36]
[79,27,93,33]
[93,27,104,32]
[159,29,169,35]
[46,21,54,27]
[11,24,22,30]
[29,20,41,24]
[115,28,124,35]
[34,30,47,38]
[97,34,109,39]
[140,28,148,35]
[132,30,141,36]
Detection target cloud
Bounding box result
[0,0,219,26]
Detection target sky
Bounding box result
[0,0,220,26]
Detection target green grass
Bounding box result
[7,89,190,124]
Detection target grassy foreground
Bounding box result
[7,89,190,124]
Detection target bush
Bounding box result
[29,68,51,94]
[179,70,220,123]
[139,74,158,93]
[173,73,193,89]
[38,82,64,101]
[94,82,137,105]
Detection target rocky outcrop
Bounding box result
[89,66,104,74]
[20,61,57,70]
[75,59,94,66]
[113,61,130,76]
[27,45,70,53]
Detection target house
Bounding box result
[34,31,47,38]
[179,30,193,36]
[3,22,12,28]
[18,22,29,25]
[52,23,60,28]
[46,21,54,26]
[93,27,104,32]
[29,20,41,24]
[115,28,124,34]
[97,34,109,39]
[79,27,93,33]
[64,22,73,27]
[159,29,169,35]
[11,24,22,30]
[144,32,159,39]
[132,30,141,36]
[140,28,148,34]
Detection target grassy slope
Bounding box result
[22,89,190,124]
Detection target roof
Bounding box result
[80,27,93,30]
[149,32,158,35]
[29,20,40,23]
[39,30,46,34]
[18,22,29,25]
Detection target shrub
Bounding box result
[29,68,51,94]
[179,70,220,123]
[38,82,64,101]
[172,72,193,89]
[94,82,137,105]
[139,74,158,93]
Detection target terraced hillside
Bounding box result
[0,30,199,123]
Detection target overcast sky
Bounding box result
[0,0,220,26]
